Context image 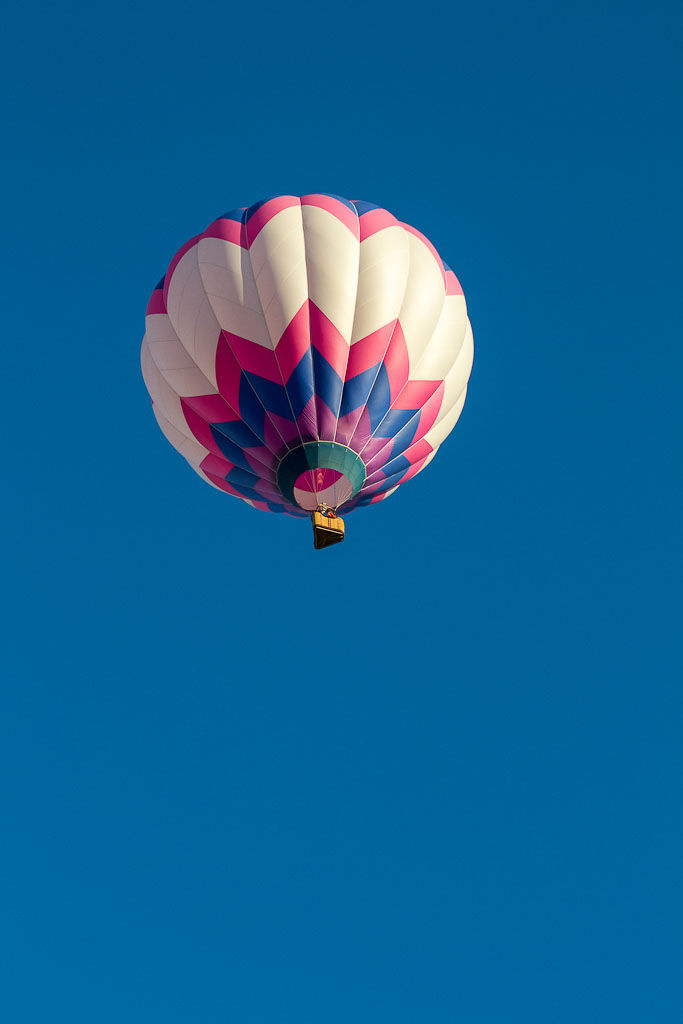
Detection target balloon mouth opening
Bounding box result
[276,443,366,511]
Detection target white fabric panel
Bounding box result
[293,478,354,511]
[200,295,271,347]
[190,299,220,388]
[197,237,261,309]
[351,226,410,343]
[164,246,199,351]
[141,341,194,442]
[140,337,159,398]
[249,206,309,346]
[144,309,183,344]
[197,236,272,352]
[153,403,206,468]
[141,331,218,446]
[145,338,195,371]
[435,320,474,422]
[159,366,217,396]
[143,311,218,399]
[398,230,446,371]
[144,323,277,478]
[302,205,359,340]
[177,434,206,468]
[144,313,194,370]
[165,246,223,380]
[414,295,470,381]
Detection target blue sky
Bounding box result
[2,1,682,1020]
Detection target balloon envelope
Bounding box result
[141,195,473,519]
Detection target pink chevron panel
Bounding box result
[202,215,248,247]
[215,331,245,411]
[445,269,464,296]
[274,303,311,381]
[180,399,225,457]
[146,289,166,315]
[162,236,200,307]
[223,331,283,384]
[382,322,410,400]
[346,322,397,378]
[357,207,399,240]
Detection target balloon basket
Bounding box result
[312,510,345,550]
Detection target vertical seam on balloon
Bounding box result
[196,229,297,473]
[351,226,424,462]
[340,212,412,456]
[352,229,450,485]
[343,223,411,457]
[145,231,301,516]
[300,198,322,505]
[341,315,401,461]
[249,207,312,453]
[326,201,361,457]
[244,199,320,508]
[179,261,282,478]
[197,228,291,456]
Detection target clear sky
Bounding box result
[2,1,682,1021]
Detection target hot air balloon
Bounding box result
[141,195,473,548]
